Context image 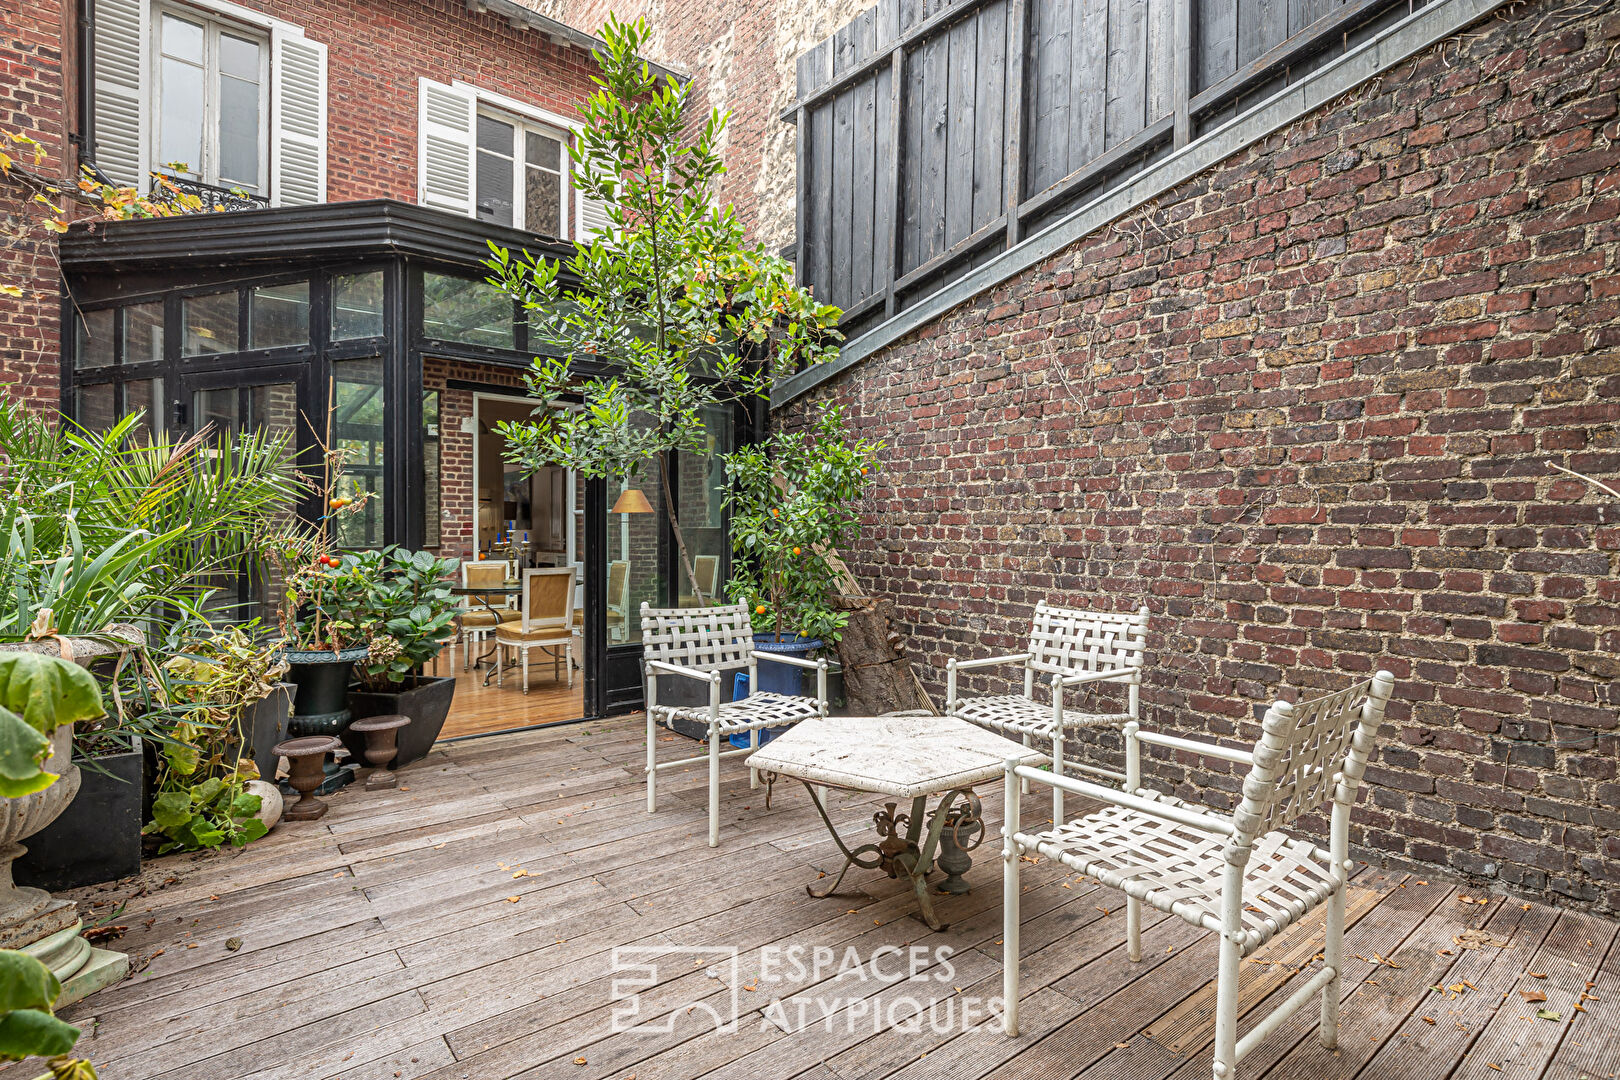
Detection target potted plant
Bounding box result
[725,402,880,695]
[0,652,130,1007]
[341,547,462,769]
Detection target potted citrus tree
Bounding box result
[725,402,880,694]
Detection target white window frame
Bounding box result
[474,105,571,237]
[455,83,585,239]
[151,1,271,195]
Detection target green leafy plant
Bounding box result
[141,624,287,853]
[725,403,880,645]
[0,653,106,799]
[351,548,461,692]
[487,14,842,603]
[0,949,96,1078]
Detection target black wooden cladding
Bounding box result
[791,0,1416,340]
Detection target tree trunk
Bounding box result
[831,595,936,716]
[657,451,706,604]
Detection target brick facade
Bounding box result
[0,0,602,402]
[794,0,1620,914]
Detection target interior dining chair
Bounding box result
[458,559,513,671]
[495,567,576,693]
[606,559,630,642]
[680,554,722,607]
[1001,672,1395,1079]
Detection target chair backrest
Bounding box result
[1026,603,1148,681]
[518,567,574,634]
[461,560,509,608]
[1232,671,1394,843]
[607,560,630,612]
[640,602,755,674]
[693,555,720,599]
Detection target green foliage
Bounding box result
[0,653,105,799]
[141,624,285,853]
[276,551,378,653]
[725,404,880,644]
[350,548,461,691]
[0,398,308,639]
[0,950,95,1077]
[486,14,841,600]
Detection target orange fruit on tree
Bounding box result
[755,605,766,615]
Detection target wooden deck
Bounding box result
[29,716,1620,1080]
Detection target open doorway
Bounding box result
[437,392,586,738]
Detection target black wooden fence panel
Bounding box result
[790,0,1419,339]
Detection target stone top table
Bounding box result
[751,713,1046,930]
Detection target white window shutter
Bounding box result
[271,31,326,206]
[92,0,147,188]
[418,79,476,216]
[576,188,612,243]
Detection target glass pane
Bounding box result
[676,404,732,608]
[331,271,384,340]
[526,131,561,171]
[218,74,261,190]
[422,390,440,548]
[332,358,386,548]
[248,281,309,349]
[124,378,165,441]
[75,383,116,432]
[218,33,259,81]
[476,149,514,225]
[161,13,204,61]
[421,273,515,349]
[476,114,514,155]
[159,55,205,175]
[75,309,115,370]
[182,291,239,355]
[124,302,164,363]
[607,413,665,644]
[192,386,239,434]
[525,165,561,235]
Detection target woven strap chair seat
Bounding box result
[955,694,1134,738]
[1023,791,1338,956]
[651,692,822,737]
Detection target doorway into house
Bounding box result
[438,392,586,738]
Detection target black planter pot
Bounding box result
[14,739,143,891]
[344,674,457,769]
[237,683,295,782]
[655,672,742,742]
[284,647,367,737]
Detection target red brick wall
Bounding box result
[798,0,1620,913]
[0,1,68,407]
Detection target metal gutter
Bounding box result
[771,0,1514,408]
[465,0,688,82]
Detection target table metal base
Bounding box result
[798,780,986,931]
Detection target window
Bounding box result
[331,272,384,340]
[247,281,309,348]
[332,358,385,548]
[182,291,239,355]
[155,7,268,194]
[421,272,515,350]
[475,111,568,236]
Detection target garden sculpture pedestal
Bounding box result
[348,714,411,790]
[749,713,1044,931]
[276,736,342,820]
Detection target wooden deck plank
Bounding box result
[22,719,1614,1080]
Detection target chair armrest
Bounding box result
[1058,666,1139,687]
[645,659,721,684]
[948,652,1032,671]
[760,652,826,670]
[1132,728,1254,766]
[1009,764,1237,837]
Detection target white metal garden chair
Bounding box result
[946,602,1147,822]
[641,602,829,847]
[1001,671,1395,1080]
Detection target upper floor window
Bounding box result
[156,8,268,194]
[475,112,567,236]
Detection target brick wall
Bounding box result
[796,0,1620,913]
[0,0,68,407]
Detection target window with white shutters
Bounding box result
[89,0,325,205]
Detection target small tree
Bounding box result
[486,15,841,603]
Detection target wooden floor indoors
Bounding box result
[433,641,585,739]
[21,716,1619,1080]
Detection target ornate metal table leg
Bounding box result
[800,781,885,899]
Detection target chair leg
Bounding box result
[1321,884,1345,1047]
[496,642,504,687]
[749,727,760,790]
[567,644,574,688]
[1003,763,1022,1037]
[522,648,530,695]
[1127,897,1142,961]
[708,730,721,848]
[1051,730,1065,825]
[1212,932,1243,1080]
[1021,733,1031,795]
[645,711,657,814]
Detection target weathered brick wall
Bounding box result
[798,0,1620,913]
[0,1,67,408]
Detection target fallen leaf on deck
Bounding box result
[505,896,521,903]
[1536,1008,1562,1021]
[1528,971,1547,979]
[574,1057,588,1065]
[224,937,242,952]
[1520,989,1547,1003]
[1422,1017,1436,1025]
